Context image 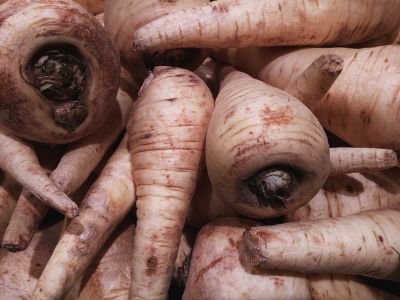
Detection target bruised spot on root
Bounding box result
[212,3,229,14]
[146,256,158,276]
[229,238,235,247]
[194,257,223,283]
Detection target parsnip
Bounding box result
[0,0,120,144]
[32,136,136,300]
[206,66,330,218]
[133,0,400,52]
[127,67,214,299]
[242,207,400,282]
[0,172,20,240]
[183,218,311,300]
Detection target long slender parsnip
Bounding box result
[242,207,400,282]
[133,0,400,52]
[127,67,214,299]
[32,136,136,300]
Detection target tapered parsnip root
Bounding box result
[65,217,135,300]
[105,0,209,80]
[288,169,400,222]
[127,67,214,299]
[0,130,77,218]
[0,217,63,299]
[0,173,20,240]
[0,0,119,144]
[133,0,400,52]
[213,45,400,149]
[75,0,104,14]
[32,136,136,300]
[2,87,135,251]
[206,66,329,218]
[329,148,398,176]
[285,54,343,111]
[183,218,311,300]
[242,207,400,282]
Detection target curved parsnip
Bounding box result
[105,0,209,81]
[242,207,400,282]
[206,67,330,218]
[32,136,135,300]
[127,67,214,299]
[212,45,400,149]
[133,0,400,52]
[0,0,120,144]
[183,218,311,300]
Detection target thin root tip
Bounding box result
[320,54,344,75]
[65,203,79,218]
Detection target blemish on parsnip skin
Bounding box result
[194,257,223,283]
[146,256,158,276]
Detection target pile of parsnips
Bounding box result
[0,0,400,299]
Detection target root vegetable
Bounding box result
[0,0,120,144]
[1,86,135,251]
[194,58,221,98]
[133,0,400,52]
[206,66,330,218]
[288,169,400,222]
[105,0,209,81]
[0,172,20,240]
[0,217,63,299]
[242,207,400,282]
[32,136,136,300]
[0,129,78,217]
[329,148,398,176]
[127,67,214,299]
[183,218,311,300]
[212,45,400,149]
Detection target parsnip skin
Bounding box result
[212,45,400,149]
[0,0,120,144]
[183,218,311,300]
[32,137,136,300]
[242,208,400,282]
[67,217,135,300]
[206,67,330,218]
[329,148,398,176]
[133,0,400,52]
[105,0,209,81]
[288,170,400,222]
[127,67,214,299]
[0,219,63,299]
